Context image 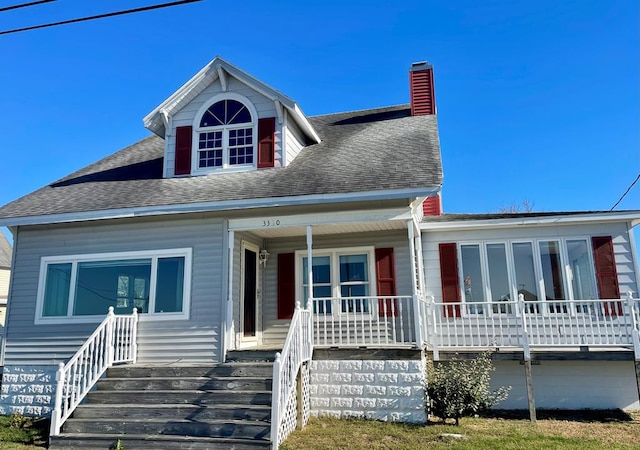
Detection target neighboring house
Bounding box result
[0,233,11,326]
[0,57,638,449]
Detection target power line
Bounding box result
[0,0,56,13]
[610,172,640,211]
[0,0,202,35]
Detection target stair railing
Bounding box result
[50,307,138,436]
[271,302,313,448]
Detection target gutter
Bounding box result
[0,187,440,228]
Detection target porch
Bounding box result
[298,293,640,359]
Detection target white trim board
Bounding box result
[421,212,640,232]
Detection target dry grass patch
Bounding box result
[281,411,640,450]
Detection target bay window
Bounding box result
[36,249,191,323]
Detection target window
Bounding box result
[455,238,598,314]
[36,249,191,323]
[297,248,376,315]
[194,96,257,173]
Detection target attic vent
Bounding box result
[410,62,436,116]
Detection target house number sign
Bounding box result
[262,219,281,227]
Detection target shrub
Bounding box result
[425,352,510,425]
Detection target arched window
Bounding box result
[196,98,256,170]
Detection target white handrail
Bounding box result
[271,302,313,448]
[311,295,415,347]
[428,295,640,350]
[50,307,138,436]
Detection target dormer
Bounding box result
[143,57,321,178]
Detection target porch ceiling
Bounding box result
[244,220,408,238]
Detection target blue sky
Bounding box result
[1,0,638,241]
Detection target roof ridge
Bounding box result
[309,103,410,118]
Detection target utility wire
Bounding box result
[0,0,202,35]
[610,172,640,211]
[0,0,56,13]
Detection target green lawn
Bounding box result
[281,411,640,450]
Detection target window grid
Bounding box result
[198,131,223,168]
[195,97,256,171]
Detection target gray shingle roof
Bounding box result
[0,234,11,269]
[0,105,442,221]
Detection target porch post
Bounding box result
[625,292,640,405]
[306,226,313,310]
[518,293,537,423]
[225,230,235,358]
[407,221,424,348]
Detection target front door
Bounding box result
[240,242,259,344]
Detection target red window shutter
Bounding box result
[174,126,192,176]
[257,117,276,168]
[591,236,622,316]
[277,253,295,319]
[438,243,461,318]
[375,248,398,317]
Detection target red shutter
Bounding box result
[592,236,622,316]
[438,243,461,318]
[257,117,276,168]
[277,253,295,319]
[375,248,398,317]
[174,126,192,176]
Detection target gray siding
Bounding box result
[261,230,412,346]
[6,216,225,365]
[422,222,639,303]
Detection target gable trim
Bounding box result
[143,56,320,144]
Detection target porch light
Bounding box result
[259,249,270,266]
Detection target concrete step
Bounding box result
[73,404,272,421]
[226,350,279,362]
[96,376,272,391]
[86,389,272,405]
[108,362,274,378]
[62,418,270,440]
[50,433,270,449]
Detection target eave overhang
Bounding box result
[0,186,440,228]
[420,211,640,232]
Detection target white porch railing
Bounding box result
[312,295,416,347]
[50,307,138,436]
[271,303,313,448]
[427,292,640,352]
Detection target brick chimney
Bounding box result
[409,61,436,116]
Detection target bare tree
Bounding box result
[498,200,535,213]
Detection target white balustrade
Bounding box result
[311,295,415,347]
[50,307,138,436]
[427,293,640,352]
[271,302,313,448]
